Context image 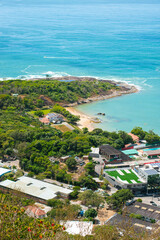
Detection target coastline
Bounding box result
[62,77,139,131]
[1,75,139,131]
[66,107,95,131]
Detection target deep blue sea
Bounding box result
[0,0,160,133]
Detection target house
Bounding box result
[60,221,93,237]
[60,156,70,162]
[25,202,52,218]
[128,133,140,143]
[0,176,73,204]
[99,145,131,163]
[39,117,50,125]
[46,113,64,124]
[25,205,46,218]
[89,147,100,158]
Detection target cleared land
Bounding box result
[106,169,142,184]
[52,124,72,133]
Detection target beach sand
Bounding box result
[66,107,95,131]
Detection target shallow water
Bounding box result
[0,0,160,132]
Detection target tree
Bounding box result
[148,175,160,190]
[66,157,77,170]
[107,189,134,210]
[131,127,146,140]
[78,175,98,190]
[47,199,64,208]
[34,110,44,117]
[79,190,104,210]
[145,131,160,144]
[84,208,97,218]
[84,162,95,176]
[101,179,109,190]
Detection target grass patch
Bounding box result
[106,169,142,184]
[52,124,72,133]
[27,109,51,116]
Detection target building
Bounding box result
[0,167,11,179]
[143,148,160,159]
[104,167,147,194]
[60,221,93,237]
[128,133,140,143]
[122,149,139,156]
[99,145,131,163]
[105,213,155,233]
[89,147,100,158]
[25,205,46,219]
[126,202,160,221]
[46,113,64,124]
[39,117,50,125]
[134,164,159,181]
[25,202,52,218]
[0,176,73,204]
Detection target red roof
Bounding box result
[128,133,139,142]
[39,117,50,124]
[26,205,46,217]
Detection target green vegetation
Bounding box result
[131,127,160,144]
[79,190,104,210]
[106,169,142,184]
[66,157,77,170]
[107,189,134,210]
[84,209,97,219]
[51,104,80,124]
[0,79,118,109]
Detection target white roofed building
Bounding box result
[0,167,11,178]
[0,176,73,203]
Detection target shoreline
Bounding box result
[1,75,139,131]
[62,76,139,131]
[66,107,96,131]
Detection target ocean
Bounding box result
[0,0,160,133]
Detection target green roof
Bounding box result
[122,149,138,155]
[106,169,142,184]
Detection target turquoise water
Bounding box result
[143,148,160,151]
[0,0,160,132]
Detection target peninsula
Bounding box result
[0,76,138,131]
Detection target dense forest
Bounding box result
[0,79,118,110]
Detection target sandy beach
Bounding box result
[65,78,138,131]
[66,107,95,131]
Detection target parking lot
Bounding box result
[135,195,160,207]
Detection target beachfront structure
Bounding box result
[0,176,73,203]
[0,167,11,178]
[46,113,64,124]
[104,168,147,194]
[99,145,131,163]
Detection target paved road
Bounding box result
[134,195,160,207]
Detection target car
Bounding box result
[152,202,157,206]
[150,201,154,204]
